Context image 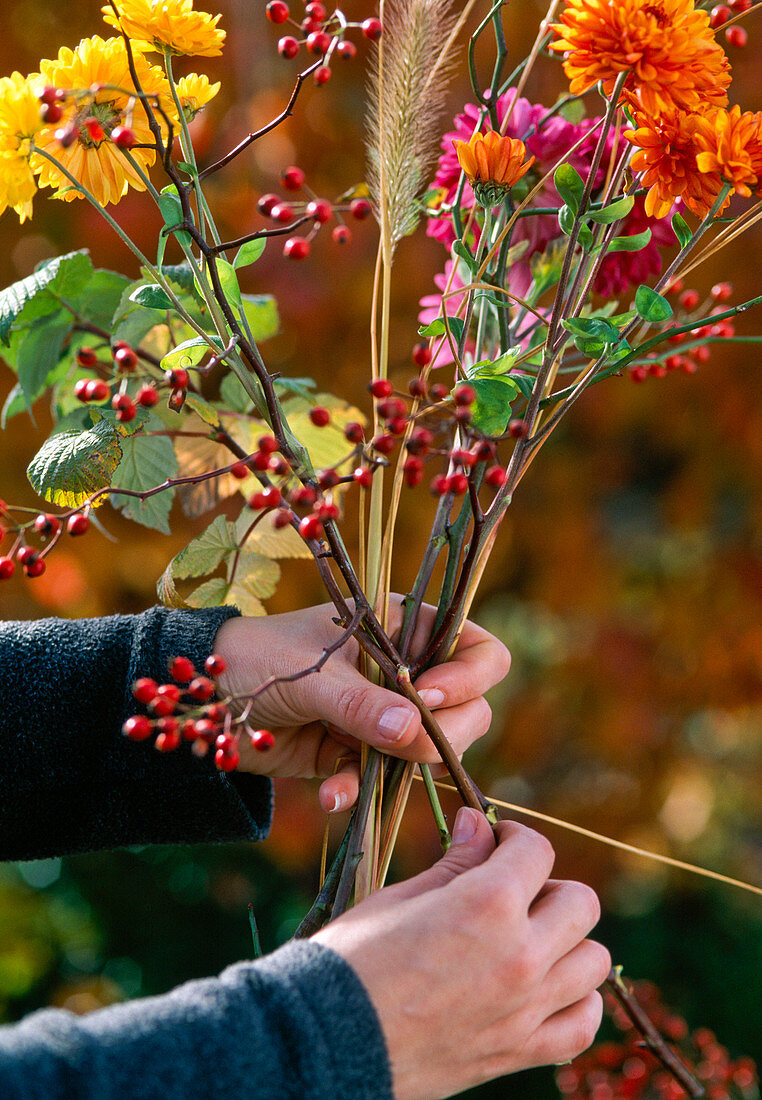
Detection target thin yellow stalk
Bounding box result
[677,201,762,283]
[419,778,762,897]
[377,765,417,887]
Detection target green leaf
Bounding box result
[465,348,521,380]
[234,238,267,270]
[112,280,168,349]
[177,161,198,178]
[210,258,242,310]
[558,204,575,236]
[27,418,123,508]
[554,164,585,212]
[1,383,25,427]
[588,195,634,224]
[228,550,280,604]
[240,295,279,342]
[418,318,446,337]
[634,284,673,323]
[157,185,192,247]
[171,514,238,579]
[562,316,620,342]
[0,251,92,345]
[578,222,594,253]
[469,377,518,436]
[219,371,253,413]
[452,239,477,275]
[602,229,652,253]
[184,392,221,429]
[160,334,224,373]
[16,315,72,408]
[510,372,535,399]
[185,576,231,609]
[129,284,174,311]
[672,212,692,249]
[67,268,130,331]
[110,428,178,533]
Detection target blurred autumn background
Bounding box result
[1,0,762,1095]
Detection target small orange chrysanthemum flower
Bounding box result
[550,0,731,117]
[626,107,725,219]
[694,104,762,200]
[453,130,535,206]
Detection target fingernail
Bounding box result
[451,807,478,844]
[378,705,415,742]
[330,792,347,813]
[418,688,445,708]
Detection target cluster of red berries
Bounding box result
[73,343,192,420]
[123,652,275,771]
[266,2,382,81]
[0,503,89,581]
[710,0,751,47]
[38,86,136,149]
[629,282,735,384]
[557,981,758,1100]
[257,165,372,258]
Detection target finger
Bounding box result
[308,663,430,752]
[413,633,511,710]
[528,880,603,962]
[462,821,555,909]
[534,940,611,1021]
[373,808,496,904]
[524,991,603,1067]
[318,761,360,814]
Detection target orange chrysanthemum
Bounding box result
[102,0,225,57]
[550,0,731,117]
[32,36,175,206]
[453,130,535,205]
[626,107,724,219]
[694,104,762,200]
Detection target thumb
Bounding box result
[310,665,428,752]
[382,809,496,904]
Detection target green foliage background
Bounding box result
[1,1,762,1095]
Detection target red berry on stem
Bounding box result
[215,748,240,771]
[281,165,305,190]
[730,0,751,9]
[112,393,136,422]
[369,377,393,399]
[332,224,352,245]
[431,473,451,495]
[299,514,324,541]
[133,677,158,703]
[353,466,373,488]
[485,465,507,487]
[136,384,159,407]
[301,15,321,34]
[278,35,300,58]
[454,383,476,407]
[35,513,60,538]
[372,433,396,455]
[266,0,290,22]
[344,422,364,444]
[155,729,181,752]
[230,460,249,479]
[85,379,110,402]
[67,513,90,536]
[307,30,331,54]
[74,379,91,402]
[205,654,227,677]
[318,469,340,489]
[336,39,357,60]
[249,486,282,510]
[250,728,275,751]
[362,17,383,40]
[408,375,428,398]
[111,125,136,148]
[39,85,60,106]
[258,435,279,455]
[169,655,196,682]
[17,546,36,566]
[283,237,310,259]
[215,732,236,754]
[189,676,215,701]
[430,382,449,401]
[76,346,98,367]
[291,485,317,507]
[114,345,138,371]
[679,288,700,310]
[271,202,294,223]
[406,427,433,455]
[403,456,424,487]
[306,199,332,223]
[168,387,186,412]
[309,406,331,426]
[123,715,153,740]
[313,66,331,86]
[508,418,529,438]
[55,124,79,148]
[0,557,15,580]
[726,24,747,46]
[350,197,372,220]
[258,192,280,216]
[412,342,431,367]
[167,367,189,388]
[40,102,63,124]
[24,557,46,578]
[305,1,326,18]
[273,508,293,528]
[711,281,733,301]
[710,4,732,27]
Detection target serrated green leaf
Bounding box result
[236,507,312,560]
[0,251,91,345]
[554,164,585,212]
[68,269,130,331]
[16,315,71,408]
[185,576,231,609]
[635,284,673,323]
[27,419,123,507]
[240,294,279,342]
[672,212,692,249]
[234,238,267,270]
[110,429,178,533]
[229,550,280,600]
[588,195,634,224]
[469,377,518,436]
[171,514,238,579]
[130,284,174,311]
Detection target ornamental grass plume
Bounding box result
[549,0,731,117]
[102,0,225,57]
[0,72,44,221]
[33,36,174,206]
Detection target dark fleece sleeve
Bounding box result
[0,941,394,1099]
[0,606,273,859]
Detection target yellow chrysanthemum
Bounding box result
[32,36,176,206]
[103,0,225,57]
[626,107,725,220]
[176,73,220,120]
[0,72,44,222]
[694,104,761,199]
[550,0,731,117]
[453,130,535,206]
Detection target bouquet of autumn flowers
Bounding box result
[1,0,761,1091]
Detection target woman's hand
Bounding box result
[212,598,510,812]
